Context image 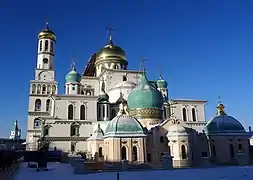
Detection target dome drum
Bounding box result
[95,59,128,70]
[129,108,163,119]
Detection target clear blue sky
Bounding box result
[0,0,253,138]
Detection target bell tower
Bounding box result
[26,21,58,150]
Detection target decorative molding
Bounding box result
[122,141,127,144]
[68,101,76,104]
[171,119,180,124]
[45,136,88,142]
[54,120,92,125]
[132,140,138,144]
[27,129,41,133]
[130,108,163,119]
[28,111,51,116]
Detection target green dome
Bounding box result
[104,115,146,137]
[127,73,164,109]
[156,75,168,89]
[204,104,245,135]
[65,67,81,83]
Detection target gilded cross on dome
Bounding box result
[106,26,115,46]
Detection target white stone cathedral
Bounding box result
[26,22,250,167]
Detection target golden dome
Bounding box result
[96,36,126,61]
[38,21,56,41]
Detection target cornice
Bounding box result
[45,136,89,141]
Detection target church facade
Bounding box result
[26,23,250,167]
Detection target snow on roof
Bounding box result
[15,162,253,180]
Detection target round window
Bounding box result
[43,58,49,63]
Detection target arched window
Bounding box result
[46,99,50,111]
[70,123,79,136]
[147,153,151,162]
[238,144,243,151]
[123,75,127,81]
[160,136,164,143]
[42,85,46,94]
[192,108,196,122]
[102,105,105,118]
[71,143,76,152]
[44,125,49,136]
[212,145,216,157]
[50,41,54,53]
[52,85,56,94]
[81,90,84,95]
[99,147,103,157]
[37,84,41,94]
[45,40,49,51]
[132,146,138,161]
[35,99,41,111]
[80,105,85,120]
[182,108,187,122]
[181,145,187,159]
[98,105,101,120]
[121,146,127,160]
[32,84,36,94]
[33,118,41,129]
[111,109,116,118]
[230,144,234,158]
[47,85,51,94]
[164,106,167,118]
[68,104,74,120]
[39,40,42,51]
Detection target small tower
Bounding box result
[156,74,168,100]
[156,74,169,119]
[97,81,110,121]
[10,120,21,140]
[65,61,82,95]
[37,20,56,70]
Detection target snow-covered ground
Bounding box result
[14,162,253,180]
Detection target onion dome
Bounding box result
[104,103,146,138]
[97,36,126,60]
[38,21,56,41]
[98,87,109,103]
[204,103,245,135]
[156,74,168,89]
[65,67,82,83]
[127,72,164,109]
